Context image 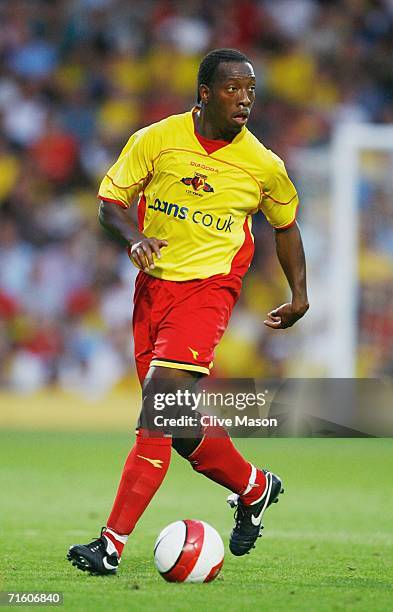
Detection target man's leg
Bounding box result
[67,366,193,575]
[172,426,267,505]
[172,427,283,557]
[103,367,199,544]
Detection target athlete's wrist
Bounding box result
[127,232,147,248]
[291,298,309,316]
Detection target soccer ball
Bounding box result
[154,520,224,583]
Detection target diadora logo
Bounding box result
[181,173,214,195]
[190,161,219,174]
[188,347,199,360]
[137,455,164,469]
[148,197,234,232]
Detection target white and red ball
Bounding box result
[154,520,224,583]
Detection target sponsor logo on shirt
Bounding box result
[147,197,234,232]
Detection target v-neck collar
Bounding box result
[188,107,246,155]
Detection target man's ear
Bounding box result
[199,84,209,104]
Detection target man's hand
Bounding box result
[264,301,309,329]
[130,237,168,272]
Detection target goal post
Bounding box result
[329,123,393,377]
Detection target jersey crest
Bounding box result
[181,173,214,193]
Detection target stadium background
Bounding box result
[1,0,393,411]
[1,2,392,610]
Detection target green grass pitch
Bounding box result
[1,432,392,611]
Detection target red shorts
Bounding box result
[133,271,242,383]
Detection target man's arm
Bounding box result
[264,222,309,329]
[99,200,168,273]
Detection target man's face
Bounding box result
[202,61,256,135]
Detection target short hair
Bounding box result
[197,48,251,103]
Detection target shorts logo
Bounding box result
[188,347,199,360]
[181,173,214,193]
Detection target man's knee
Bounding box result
[172,436,202,458]
[139,365,203,436]
[142,365,201,409]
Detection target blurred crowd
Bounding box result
[1,0,392,395]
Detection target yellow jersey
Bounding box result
[98,108,299,281]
